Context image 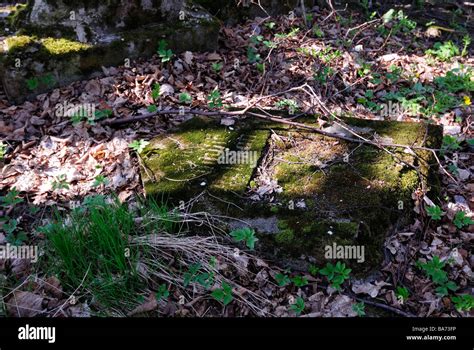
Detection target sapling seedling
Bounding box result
[229,227,258,250]
[451,294,474,312]
[212,281,233,305]
[179,92,192,104]
[128,139,149,154]
[352,302,366,316]
[155,284,170,301]
[207,89,223,109]
[291,275,308,288]
[52,174,69,190]
[396,286,410,302]
[0,188,23,207]
[289,297,305,315]
[320,261,351,290]
[274,273,291,287]
[211,62,223,73]
[0,141,7,160]
[453,211,474,229]
[92,175,109,188]
[426,205,443,220]
[157,40,173,63]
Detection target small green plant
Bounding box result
[435,69,474,93]
[352,302,366,316]
[291,275,308,288]
[151,83,161,100]
[256,62,265,74]
[308,264,319,276]
[274,273,291,287]
[265,22,276,30]
[426,41,460,61]
[52,174,69,190]
[320,262,351,290]
[92,175,109,188]
[3,218,17,235]
[289,297,305,315]
[461,35,471,57]
[211,281,233,306]
[357,90,381,112]
[357,61,372,77]
[396,286,410,302]
[43,197,141,308]
[179,92,192,104]
[155,284,170,301]
[386,65,402,83]
[157,40,173,63]
[275,27,300,39]
[128,139,149,153]
[230,227,258,250]
[441,135,461,154]
[147,104,157,112]
[211,62,223,73]
[6,229,27,246]
[207,89,223,109]
[183,263,214,289]
[451,294,474,312]
[0,188,23,207]
[0,141,7,160]
[246,46,261,63]
[263,40,277,49]
[312,25,324,38]
[275,99,299,114]
[250,35,263,45]
[380,9,416,35]
[453,211,474,229]
[26,74,56,91]
[426,205,443,220]
[314,66,334,84]
[26,78,39,90]
[418,256,458,296]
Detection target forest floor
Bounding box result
[0,4,473,317]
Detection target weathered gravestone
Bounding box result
[0,0,308,103]
[0,0,221,103]
[140,116,442,273]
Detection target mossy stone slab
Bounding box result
[140,116,270,200]
[140,116,442,273]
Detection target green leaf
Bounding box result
[274,273,291,287]
[155,284,170,301]
[212,282,233,305]
[179,92,192,104]
[352,302,366,316]
[427,205,443,220]
[453,211,474,229]
[289,297,305,315]
[229,227,258,250]
[128,139,150,153]
[291,275,308,287]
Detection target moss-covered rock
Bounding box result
[0,0,220,103]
